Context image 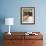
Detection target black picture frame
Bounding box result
[21,7,35,24]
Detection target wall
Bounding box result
[0,0,46,46]
[0,0,46,32]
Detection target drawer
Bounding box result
[24,40,43,46]
[4,35,24,40]
[4,40,16,46]
[32,40,43,46]
[4,40,24,46]
[25,35,43,40]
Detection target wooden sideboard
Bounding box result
[4,32,43,46]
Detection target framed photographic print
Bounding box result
[21,7,35,24]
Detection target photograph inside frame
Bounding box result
[21,7,35,24]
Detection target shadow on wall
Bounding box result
[0,16,5,46]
